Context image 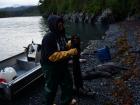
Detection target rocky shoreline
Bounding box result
[1,20,140,105]
[44,8,114,25]
[63,10,114,25]
[80,20,140,105]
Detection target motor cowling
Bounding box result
[26,42,41,62]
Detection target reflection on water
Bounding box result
[65,22,108,41]
[65,22,109,50]
[40,18,109,40]
[0,16,108,61]
[40,18,109,50]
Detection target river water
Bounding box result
[0,16,108,61]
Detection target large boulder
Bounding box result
[97,8,114,24]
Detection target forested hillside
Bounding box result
[39,0,140,20]
[0,6,40,18]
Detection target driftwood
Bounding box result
[96,62,128,74]
[82,71,111,80]
[82,62,128,80]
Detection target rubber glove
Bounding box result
[68,48,78,56]
[48,48,77,62]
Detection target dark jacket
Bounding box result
[41,15,68,65]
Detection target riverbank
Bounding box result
[1,20,140,105]
[80,20,140,105]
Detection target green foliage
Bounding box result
[39,0,140,20]
[131,0,140,14]
[105,0,129,20]
[85,0,102,13]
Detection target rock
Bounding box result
[84,13,89,23]
[90,14,96,24]
[68,59,87,64]
[97,8,114,24]
[79,12,85,22]
[63,12,101,24]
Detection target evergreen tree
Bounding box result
[38,0,140,19]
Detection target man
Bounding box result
[41,15,77,105]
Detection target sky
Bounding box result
[0,0,39,8]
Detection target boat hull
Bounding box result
[0,52,43,100]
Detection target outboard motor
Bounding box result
[26,41,41,63]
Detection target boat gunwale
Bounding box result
[0,52,26,63]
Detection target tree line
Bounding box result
[0,6,40,18]
[39,0,140,20]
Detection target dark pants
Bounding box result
[42,63,73,105]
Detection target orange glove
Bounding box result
[68,48,78,56]
[48,48,78,62]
